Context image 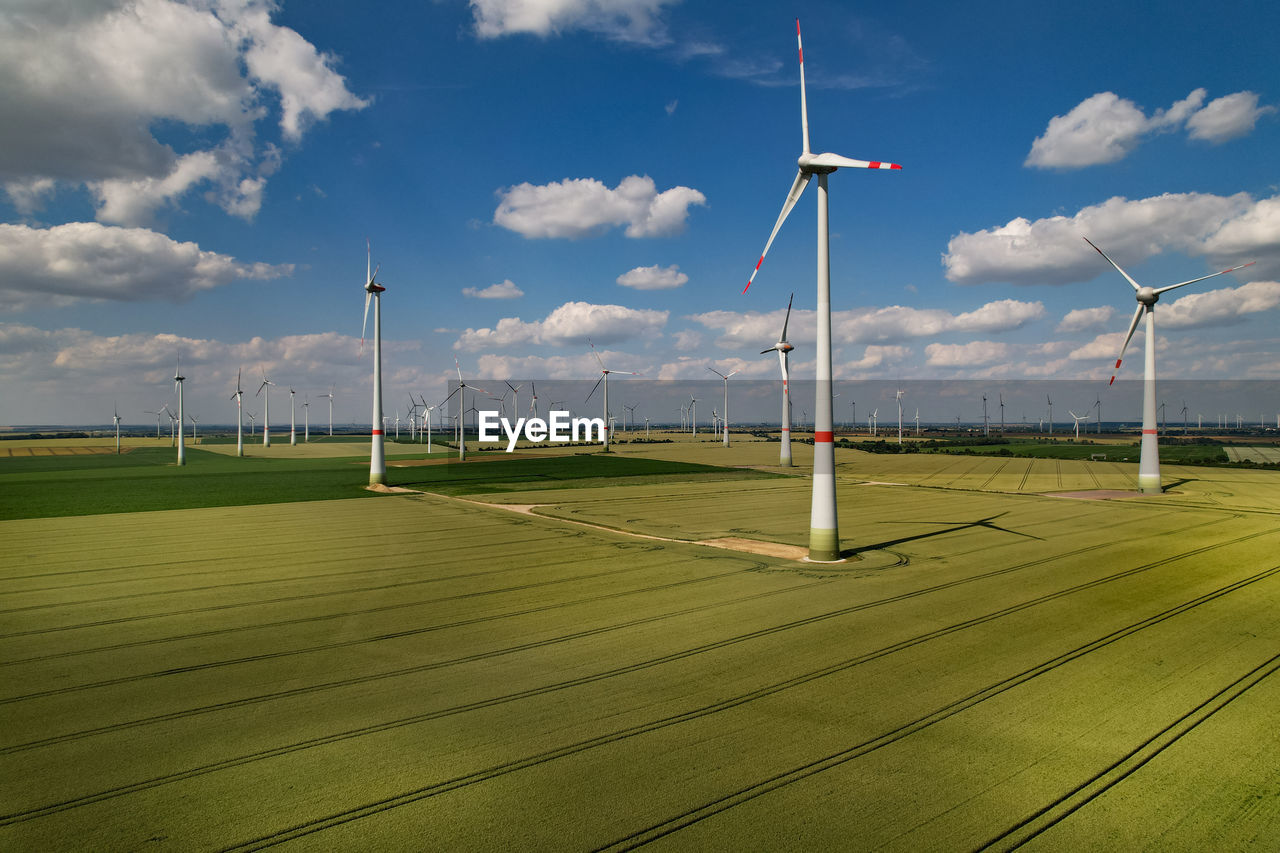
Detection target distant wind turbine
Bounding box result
[441,358,487,461]
[896,388,905,445]
[303,395,310,442]
[289,388,298,446]
[318,385,335,437]
[707,367,738,447]
[762,293,795,466]
[1087,236,1253,493]
[230,368,244,457]
[256,368,274,447]
[585,339,638,451]
[743,20,901,561]
[1068,409,1089,439]
[113,403,121,454]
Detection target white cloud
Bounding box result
[942,191,1280,285]
[0,222,293,311]
[617,264,687,290]
[0,0,366,223]
[1186,92,1275,143]
[690,298,1045,348]
[454,301,668,350]
[925,341,1012,368]
[1024,88,1269,169]
[494,175,706,239]
[1068,331,1135,362]
[841,345,911,371]
[672,330,702,349]
[665,99,678,115]
[463,279,525,299]
[469,0,675,45]
[1057,305,1116,333]
[1162,281,1280,329]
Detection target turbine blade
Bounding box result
[1083,237,1141,291]
[454,357,464,383]
[745,170,811,293]
[585,374,604,403]
[1110,303,1145,385]
[588,338,605,370]
[707,367,726,379]
[806,152,902,170]
[796,19,809,155]
[360,291,372,355]
[781,292,794,340]
[1153,260,1256,295]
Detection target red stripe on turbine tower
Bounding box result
[372,430,384,435]
[815,431,834,442]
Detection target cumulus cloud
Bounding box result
[943,191,1280,285]
[0,0,367,223]
[454,301,668,350]
[689,299,1044,349]
[1186,92,1276,143]
[1161,281,1280,329]
[463,279,524,299]
[617,264,688,290]
[494,175,706,239]
[0,222,293,311]
[1025,88,1269,169]
[925,341,1012,368]
[469,0,675,45]
[842,345,911,371]
[1057,306,1116,333]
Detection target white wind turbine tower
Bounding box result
[145,408,162,439]
[441,358,487,461]
[247,410,256,437]
[231,368,245,457]
[318,385,334,437]
[624,403,638,433]
[689,394,697,437]
[1046,394,1053,436]
[289,388,298,446]
[761,293,796,466]
[187,413,199,444]
[1085,236,1254,493]
[585,339,638,451]
[360,239,387,485]
[303,395,311,442]
[1069,410,1089,439]
[174,357,186,466]
[505,382,524,423]
[999,393,1005,436]
[256,368,275,447]
[914,407,920,436]
[527,381,539,420]
[113,404,121,454]
[896,388,905,445]
[707,367,738,447]
[743,19,901,562]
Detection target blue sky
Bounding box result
[2,0,1278,426]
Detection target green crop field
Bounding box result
[3,438,1280,849]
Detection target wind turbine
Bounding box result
[585,339,638,451]
[145,408,162,439]
[174,357,186,466]
[624,403,638,433]
[999,393,1005,437]
[187,412,199,444]
[318,385,334,437]
[1068,409,1089,439]
[113,404,121,454]
[361,239,387,485]
[303,395,311,442]
[247,410,256,437]
[762,293,796,466]
[441,358,487,460]
[1086,236,1254,493]
[982,394,989,438]
[896,388,905,445]
[1181,401,1188,435]
[688,394,697,437]
[230,368,244,457]
[1046,394,1053,437]
[505,382,524,423]
[914,408,920,436]
[707,367,738,447]
[256,368,274,447]
[744,20,901,562]
[527,381,539,420]
[289,388,298,446]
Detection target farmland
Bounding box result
[3,435,1280,849]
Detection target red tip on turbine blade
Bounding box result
[889,163,902,170]
[1109,376,1116,386]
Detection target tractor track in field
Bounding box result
[224,561,1280,853]
[973,651,1280,851]
[4,528,1275,829]
[978,459,1011,490]
[1016,460,1033,491]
